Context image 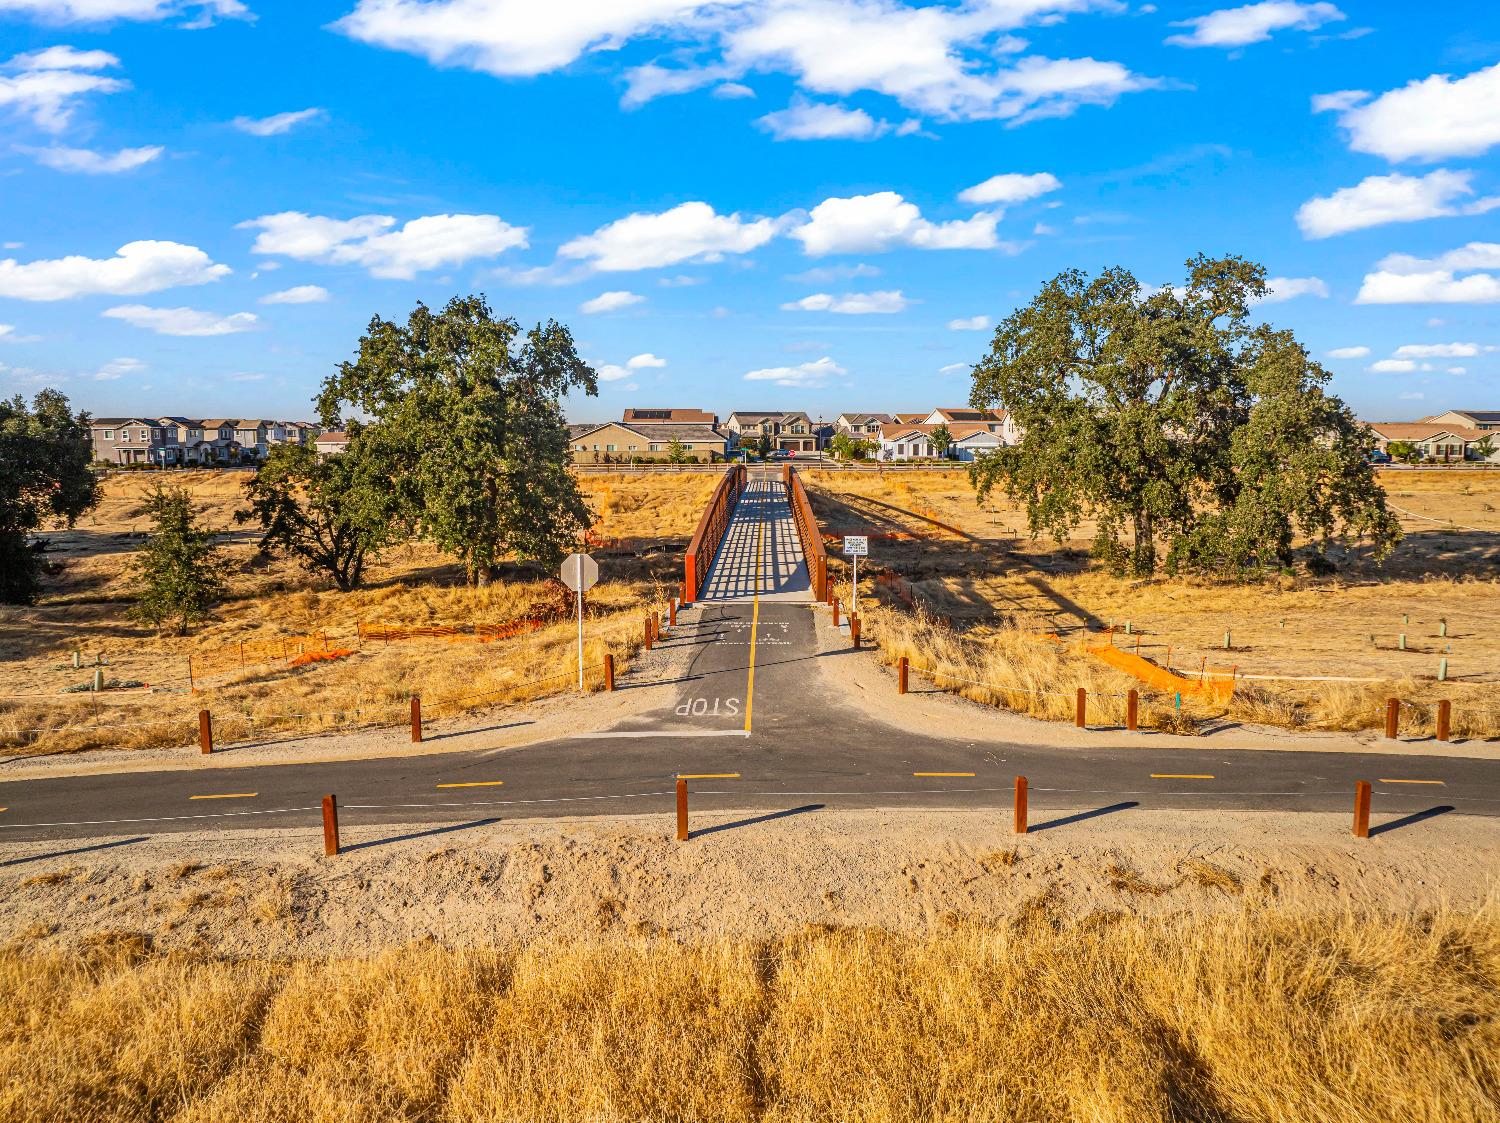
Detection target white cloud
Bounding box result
[93,355,144,381]
[1369,358,1417,373]
[626,352,666,368]
[1334,61,1500,162]
[231,108,324,136]
[22,144,162,173]
[756,97,891,141]
[1256,276,1329,303]
[792,191,1003,255]
[0,1,248,23]
[1311,89,1367,113]
[596,363,633,382]
[957,172,1060,206]
[1166,2,1342,48]
[0,44,126,132]
[1357,242,1500,304]
[785,262,879,283]
[1393,342,1482,358]
[240,211,528,279]
[1325,345,1369,359]
[103,304,258,335]
[560,201,776,271]
[781,290,910,314]
[947,314,990,330]
[743,354,845,387]
[938,361,968,374]
[1296,170,1499,238]
[580,290,645,313]
[260,284,329,304]
[1398,391,1425,400]
[1446,367,1466,375]
[0,240,229,301]
[713,82,755,99]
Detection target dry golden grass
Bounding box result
[0,470,722,757]
[2,904,1498,1121]
[808,469,1500,738]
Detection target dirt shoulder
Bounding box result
[811,603,1500,760]
[2,805,1493,958]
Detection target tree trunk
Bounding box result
[1131,509,1156,576]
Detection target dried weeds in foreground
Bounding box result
[2,905,1497,1121]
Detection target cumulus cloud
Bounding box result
[1393,342,1483,358]
[580,290,645,313]
[1311,89,1367,113]
[22,143,162,173]
[743,354,845,387]
[626,352,666,368]
[1256,276,1329,303]
[1296,170,1500,238]
[1166,1,1342,48]
[560,201,776,271]
[1369,358,1418,373]
[102,304,258,336]
[231,108,324,136]
[0,1,249,23]
[784,262,879,283]
[1357,242,1500,304]
[0,240,229,301]
[0,44,127,132]
[780,290,909,314]
[713,82,755,99]
[791,191,1003,255]
[947,314,990,330]
[595,364,632,382]
[240,211,528,279]
[1325,345,1369,359]
[260,284,329,304]
[939,361,968,374]
[957,172,1060,206]
[756,97,891,141]
[1332,61,1500,162]
[93,356,145,381]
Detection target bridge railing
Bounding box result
[683,463,747,603]
[783,465,828,602]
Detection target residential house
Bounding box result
[314,431,350,457]
[233,420,270,461]
[725,411,783,450]
[833,413,892,437]
[196,419,242,464]
[623,407,719,426]
[1366,423,1494,462]
[922,407,1021,444]
[891,412,927,424]
[773,411,820,453]
[877,421,1009,462]
[570,422,727,463]
[877,423,940,460]
[89,418,182,465]
[1420,410,1500,432]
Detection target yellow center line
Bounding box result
[744,481,763,734]
[678,773,741,779]
[436,780,505,789]
[914,771,976,777]
[189,792,258,800]
[1151,774,1215,780]
[1377,778,1445,785]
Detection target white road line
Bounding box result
[574,729,753,739]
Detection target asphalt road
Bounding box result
[1,473,1494,848]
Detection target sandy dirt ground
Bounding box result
[2,807,1494,957]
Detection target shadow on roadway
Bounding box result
[691,804,824,839]
[1369,805,1454,837]
[424,720,533,743]
[1029,801,1138,833]
[0,836,149,867]
[345,817,502,852]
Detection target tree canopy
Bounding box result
[968,255,1401,578]
[129,484,223,634]
[0,390,99,603]
[316,295,598,585]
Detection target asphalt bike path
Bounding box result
[1,472,1495,844]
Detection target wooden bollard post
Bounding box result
[1075,687,1086,729]
[1126,689,1138,732]
[1384,697,1399,740]
[850,614,861,649]
[644,616,653,651]
[1436,699,1451,742]
[669,599,677,627]
[652,610,661,639]
[603,653,615,692]
[322,794,340,856]
[676,778,689,841]
[1352,781,1371,839]
[832,598,840,628]
[198,709,213,754]
[1013,775,1028,835]
[410,696,422,743]
[898,656,909,695]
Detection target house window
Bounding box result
[103,430,113,439]
[649,444,661,452]
[628,445,637,451]
[592,444,600,451]
[606,444,616,452]
[683,444,693,450]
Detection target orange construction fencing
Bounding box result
[188,632,329,687]
[1085,640,1237,703]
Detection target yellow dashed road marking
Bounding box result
[1151,774,1215,780]
[914,772,976,777]
[1377,778,1445,785]
[436,780,506,789]
[677,773,741,779]
[189,793,258,800]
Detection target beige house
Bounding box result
[1420,410,1500,432]
[571,422,727,463]
[1366,423,1496,462]
[314,431,350,457]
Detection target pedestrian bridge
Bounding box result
[684,466,827,605]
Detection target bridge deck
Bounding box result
[698,473,812,602]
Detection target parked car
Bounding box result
[769,449,792,458]
[1367,450,1392,464]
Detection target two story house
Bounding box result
[89,418,182,465]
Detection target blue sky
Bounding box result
[0,0,1497,425]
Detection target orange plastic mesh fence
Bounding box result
[1085,642,1236,703]
[189,633,329,680]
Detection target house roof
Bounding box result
[1366,422,1481,441]
[838,412,893,425]
[931,407,1007,423]
[891,412,927,424]
[200,419,234,428]
[880,423,935,440]
[91,417,143,427]
[1431,410,1500,424]
[572,422,726,443]
[623,408,717,424]
[315,430,350,443]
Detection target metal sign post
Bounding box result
[843,535,868,617]
[560,552,600,691]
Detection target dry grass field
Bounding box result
[804,468,1500,738]
[2,903,1496,1122]
[0,470,716,757]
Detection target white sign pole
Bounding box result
[852,553,858,617]
[576,553,585,691]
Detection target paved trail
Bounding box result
[1,471,1494,846]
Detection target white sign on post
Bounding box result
[843,536,869,617]
[560,552,599,690]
